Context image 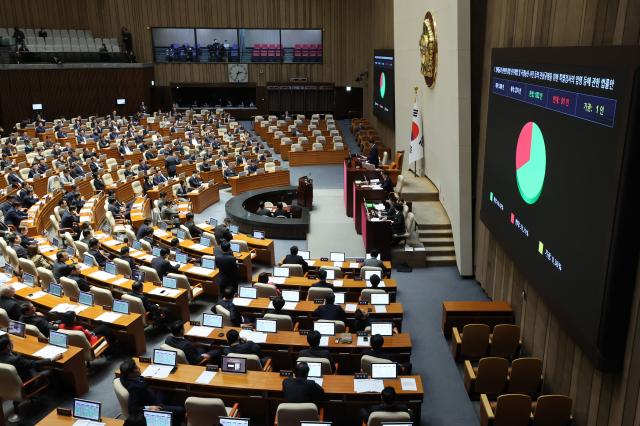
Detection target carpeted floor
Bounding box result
[4,120,487,425]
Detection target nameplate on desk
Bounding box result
[206,364,219,372]
[354,372,368,379]
[139,356,151,364]
[190,321,201,327]
[320,257,329,261]
[313,298,324,304]
[357,331,368,337]
[56,407,72,417]
[37,337,48,343]
[280,370,293,377]
[103,305,112,311]
[299,329,310,335]
[358,300,369,305]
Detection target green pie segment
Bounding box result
[515,122,546,204]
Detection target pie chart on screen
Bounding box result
[379,72,386,98]
[515,121,546,204]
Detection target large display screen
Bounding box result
[480,47,640,370]
[373,49,395,128]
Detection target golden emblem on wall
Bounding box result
[419,11,438,88]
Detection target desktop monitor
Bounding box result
[83,253,94,266]
[132,240,143,250]
[143,410,172,426]
[371,362,397,379]
[324,269,335,280]
[202,313,223,328]
[230,243,240,253]
[48,283,62,297]
[366,253,381,260]
[313,321,335,336]
[334,293,345,305]
[200,236,211,247]
[153,348,177,367]
[208,218,217,226]
[4,263,12,275]
[78,292,94,306]
[201,258,215,269]
[113,299,130,314]
[221,356,247,374]
[219,417,250,426]
[116,233,126,242]
[162,277,178,289]
[281,290,300,302]
[255,318,277,333]
[73,399,101,422]
[370,293,390,305]
[132,270,145,282]
[273,267,290,278]
[49,330,68,348]
[66,246,76,257]
[22,273,35,286]
[116,98,126,105]
[152,247,162,257]
[252,230,265,239]
[105,262,117,275]
[229,225,239,234]
[176,229,186,240]
[175,253,188,265]
[298,361,322,378]
[330,252,345,262]
[8,320,26,338]
[364,270,381,281]
[52,237,60,248]
[370,322,394,337]
[32,103,43,110]
[238,286,257,299]
[298,250,311,260]
[301,423,332,426]
[160,222,168,231]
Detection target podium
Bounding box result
[297,176,313,208]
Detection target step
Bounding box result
[416,222,452,230]
[425,246,456,256]
[426,254,457,266]
[419,229,453,239]
[404,192,440,202]
[421,236,454,247]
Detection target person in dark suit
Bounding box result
[311,269,332,288]
[299,330,334,372]
[214,218,233,244]
[88,238,109,267]
[152,169,167,185]
[187,171,202,189]
[213,286,242,326]
[5,233,27,257]
[136,219,153,240]
[0,334,61,382]
[362,334,392,360]
[165,321,220,365]
[223,167,237,181]
[215,241,239,294]
[60,204,79,231]
[4,201,28,228]
[92,173,106,191]
[282,361,325,403]
[272,202,287,218]
[364,387,411,423]
[6,168,25,186]
[118,358,185,425]
[283,245,308,272]
[19,302,56,337]
[367,143,380,167]
[128,281,168,328]
[380,171,394,193]
[183,213,202,238]
[289,200,303,219]
[223,328,262,357]
[175,179,189,201]
[255,201,271,216]
[151,248,180,279]
[0,285,22,320]
[313,292,346,322]
[199,160,211,172]
[164,152,180,177]
[119,246,137,272]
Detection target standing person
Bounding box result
[121,27,133,54]
[215,241,239,294]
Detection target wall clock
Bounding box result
[228,63,248,83]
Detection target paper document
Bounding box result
[50,303,87,314]
[141,364,173,379]
[356,336,371,347]
[270,276,286,284]
[153,230,168,237]
[73,420,105,426]
[345,304,357,313]
[232,297,252,307]
[95,312,123,323]
[333,261,343,267]
[187,266,214,276]
[149,287,181,297]
[33,345,67,359]
[401,377,417,391]
[195,370,217,384]
[28,291,47,299]
[354,379,385,393]
[374,305,387,313]
[90,271,116,281]
[9,282,28,291]
[240,330,267,344]
[39,245,56,252]
[189,244,206,251]
[0,330,6,336]
[349,262,360,268]
[310,377,324,386]
[76,263,90,271]
[307,260,316,267]
[103,239,120,247]
[112,278,129,285]
[319,336,330,347]
[333,280,343,287]
[186,326,214,337]
[268,301,298,311]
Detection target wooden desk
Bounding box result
[229,170,291,195]
[106,177,142,203]
[8,334,88,396]
[188,183,220,213]
[198,223,276,266]
[36,411,123,425]
[128,359,424,425]
[288,149,348,166]
[353,186,386,234]
[441,301,514,337]
[343,160,381,218]
[289,258,393,278]
[22,192,63,237]
[361,204,393,261]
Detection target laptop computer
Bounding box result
[202,313,223,328]
[152,247,162,257]
[73,398,101,422]
[112,299,130,314]
[255,318,277,333]
[329,252,345,262]
[8,320,26,338]
[66,246,76,257]
[176,229,186,240]
[162,277,178,289]
[219,417,250,426]
[371,362,397,379]
[298,250,310,260]
[230,242,240,253]
[370,293,390,305]
[175,252,188,265]
[273,267,290,278]
[48,283,63,297]
[132,240,142,250]
[160,222,168,231]
[370,322,394,336]
[153,348,177,368]
[281,290,300,302]
[208,218,218,227]
[83,253,95,266]
[143,409,172,426]
[201,258,215,269]
[252,230,265,239]
[105,262,117,275]
[132,270,145,282]
[334,292,346,305]
[238,286,257,299]
[298,361,323,378]
[229,225,239,234]
[364,270,381,281]
[22,273,35,287]
[313,321,336,336]
[200,236,212,247]
[49,330,68,349]
[78,291,94,306]
[221,356,247,374]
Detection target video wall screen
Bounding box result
[373,49,395,128]
[480,47,640,370]
[152,28,322,64]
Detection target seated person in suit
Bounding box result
[108,197,125,218]
[213,285,242,326]
[187,171,202,189]
[183,212,202,238]
[255,201,271,216]
[311,269,332,288]
[364,387,411,423]
[298,330,335,372]
[0,334,61,382]
[120,246,137,272]
[282,361,325,403]
[128,281,169,328]
[380,170,394,193]
[88,238,109,267]
[59,203,80,233]
[118,358,185,425]
[352,308,372,332]
[364,249,385,269]
[283,245,308,272]
[3,200,28,229]
[0,285,22,320]
[223,166,237,180]
[165,321,220,365]
[175,179,189,201]
[246,159,258,174]
[266,295,288,316]
[366,142,380,167]
[136,219,153,240]
[92,173,106,191]
[313,292,346,323]
[28,244,51,270]
[5,232,28,258]
[363,333,391,360]
[199,160,211,172]
[223,328,269,366]
[19,302,57,337]
[272,202,287,218]
[151,248,181,279]
[152,169,168,185]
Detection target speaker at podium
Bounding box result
[297,176,313,209]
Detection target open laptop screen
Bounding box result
[153,349,177,367]
[143,410,172,426]
[371,362,397,379]
[221,356,247,374]
[313,321,335,336]
[73,398,101,421]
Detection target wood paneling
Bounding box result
[473,1,640,425]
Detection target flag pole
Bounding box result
[410,86,419,177]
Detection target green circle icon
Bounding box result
[515,121,546,204]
